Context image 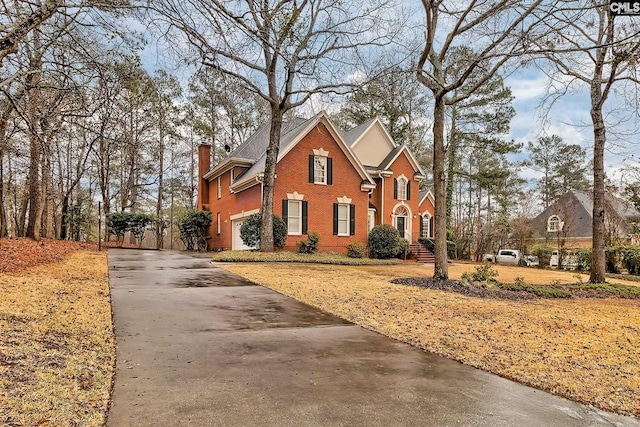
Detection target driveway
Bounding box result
[107,249,638,426]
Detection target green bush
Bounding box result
[346,242,365,258]
[462,263,499,283]
[297,231,320,254]
[621,246,640,275]
[367,225,401,259]
[129,213,155,246]
[575,248,592,271]
[530,244,553,267]
[239,213,287,249]
[107,211,132,245]
[178,210,212,251]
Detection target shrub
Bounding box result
[297,231,320,254]
[367,225,401,259]
[107,212,132,245]
[397,238,410,259]
[575,248,592,271]
[129,213,155,246]
[178,210,212,251]
[621,246,640,275]
[530,244,553,267]
[239,213,287,249]
[464,263,499,283]
[346,242,365,258]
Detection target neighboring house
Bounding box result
[528,189,640,248]
[197,111,432,253]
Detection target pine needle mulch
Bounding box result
[0,249,114,427]
[220,262,640,416]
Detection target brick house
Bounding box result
[197,111,433,253]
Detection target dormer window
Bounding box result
[547,215,563,232]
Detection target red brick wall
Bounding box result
[382,151,421,243]
[206,170,261,251]
[274,123,369,253]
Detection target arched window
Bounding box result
[397,177,407,200]
[547,215,563,232]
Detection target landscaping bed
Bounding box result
[0,240,114,426]
[220,261,640,416]
[211,250,399,265]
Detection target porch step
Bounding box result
[409,244,435,263]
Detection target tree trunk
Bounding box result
[259,106,283,252]
[445,107,458,230]
[590,106,606,283]
[432,95,448,279]
[156,123,164,249]
[60,193,69,240]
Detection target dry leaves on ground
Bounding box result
[0,249,114,427]
[220,262,640,416]
[0,238,96,273]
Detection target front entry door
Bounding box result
[396,216,405,238]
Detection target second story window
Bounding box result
[314,156,327,184]
[217,177,221,199]
[397,177,407,200]
[547,215,563,232]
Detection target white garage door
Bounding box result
[232,219,255,250]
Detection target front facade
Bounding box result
[198,112,432,253]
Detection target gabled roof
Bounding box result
[419,188,435,207]
[529,189,640,238]
[342,117,378,146]
[377,144,426,179]
[228,111,376,192]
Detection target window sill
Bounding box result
[313,181,327,186]
[288,232,302,236]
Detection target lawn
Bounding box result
[0,240,114,426]
[219,261,640,416]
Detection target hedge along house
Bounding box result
[197,111,431,253]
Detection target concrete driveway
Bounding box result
[107,249,639,426]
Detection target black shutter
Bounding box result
[407,181,411,200]
[430,217,434,238]
[333,203,338,235]
[302,201,308,235]
[327,157,333,185]
[349,204,356,236]
[282,200,289,231]
[419,215,424,237]
[308,155,314,183]
[394,178,398,199]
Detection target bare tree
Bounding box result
[143,0,400,251]
[416,0,548,279]
[530,1,640,282]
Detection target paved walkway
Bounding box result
[107,249,639,426]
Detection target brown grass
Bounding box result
[220,261,640,416]
[0,251,115,426]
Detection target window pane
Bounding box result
[338,204,349,235]
[397,178,407,200]
[314,156,326,183]
[288,200,301,234]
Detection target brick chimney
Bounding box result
[197,144,211,210]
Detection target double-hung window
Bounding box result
[314,156,327,184]
[397,177,407,200]
[337,204,349,236]
[288,200,302,235]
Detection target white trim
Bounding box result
[217,177,221,199]
[230,208,260,221]
[397,174,408,201]
[350,118,397,150]
[380,145,426,177]
[287,191,305,201]
[419,189,435,208]
[217,212,221,235]
[203,157,254,181]
[392,202,412,243]
[313,155,327,185]
[368,209,376,232]
[313,148,329,156]
[337,195,352,204]
[420,212,432,238]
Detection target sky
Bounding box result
[133,4,640,190]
